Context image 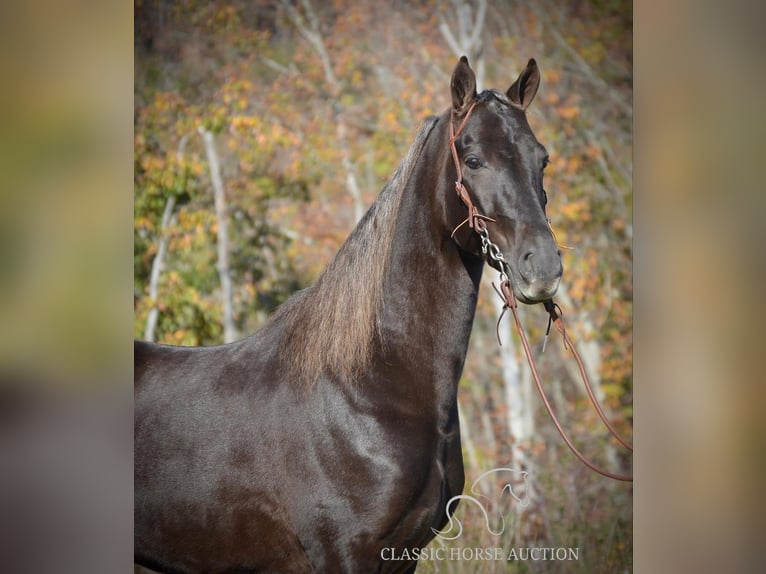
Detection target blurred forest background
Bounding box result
[134,0,632,571]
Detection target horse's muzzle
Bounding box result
[514,246,562,303]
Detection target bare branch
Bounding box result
[527,0,632,117]
[438,18,463,58]
[260,56,293,75]
[280,0,362,223]
[281,0,338,91]
[467,0,488,52]
[299,0,322,37]
[438,0,487,89]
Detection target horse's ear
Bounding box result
[451,56,477,112]
[507,58,540,110]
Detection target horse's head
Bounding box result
[446,57,562,304]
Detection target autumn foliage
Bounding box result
[135,1,632,571]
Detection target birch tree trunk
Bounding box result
[143,134,190,342]
[494,292,536,471]
[143,195,176,343]
[198,126,237,344]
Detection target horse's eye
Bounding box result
[542,189,548,206]
[542,156,550,170]
[466,156,482,170]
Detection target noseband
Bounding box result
[448,104,633,482]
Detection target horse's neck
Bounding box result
[375,149,483,410]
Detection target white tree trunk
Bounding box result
[143,194,176,342]
[143,134,191,342]
[199,127,237,344]
[493,285,535,470]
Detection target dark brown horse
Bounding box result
[135,57,561,573]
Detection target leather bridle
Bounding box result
[449,105,633,482]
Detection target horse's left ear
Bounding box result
[451,56,477,112]
[507,58,540,110]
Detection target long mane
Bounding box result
[273,116,440,387]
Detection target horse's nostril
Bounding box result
[519,251,535,281]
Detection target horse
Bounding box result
[135,56,562,574]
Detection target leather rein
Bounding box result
[449,103,633,482]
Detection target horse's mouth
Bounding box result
[514,271,562,304]
[514,281,560,304]
[487,259,561,305]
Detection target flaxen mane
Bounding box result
[275,116,440,387]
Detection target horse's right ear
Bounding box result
[507,58,540,110]
[451,56,477,112]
